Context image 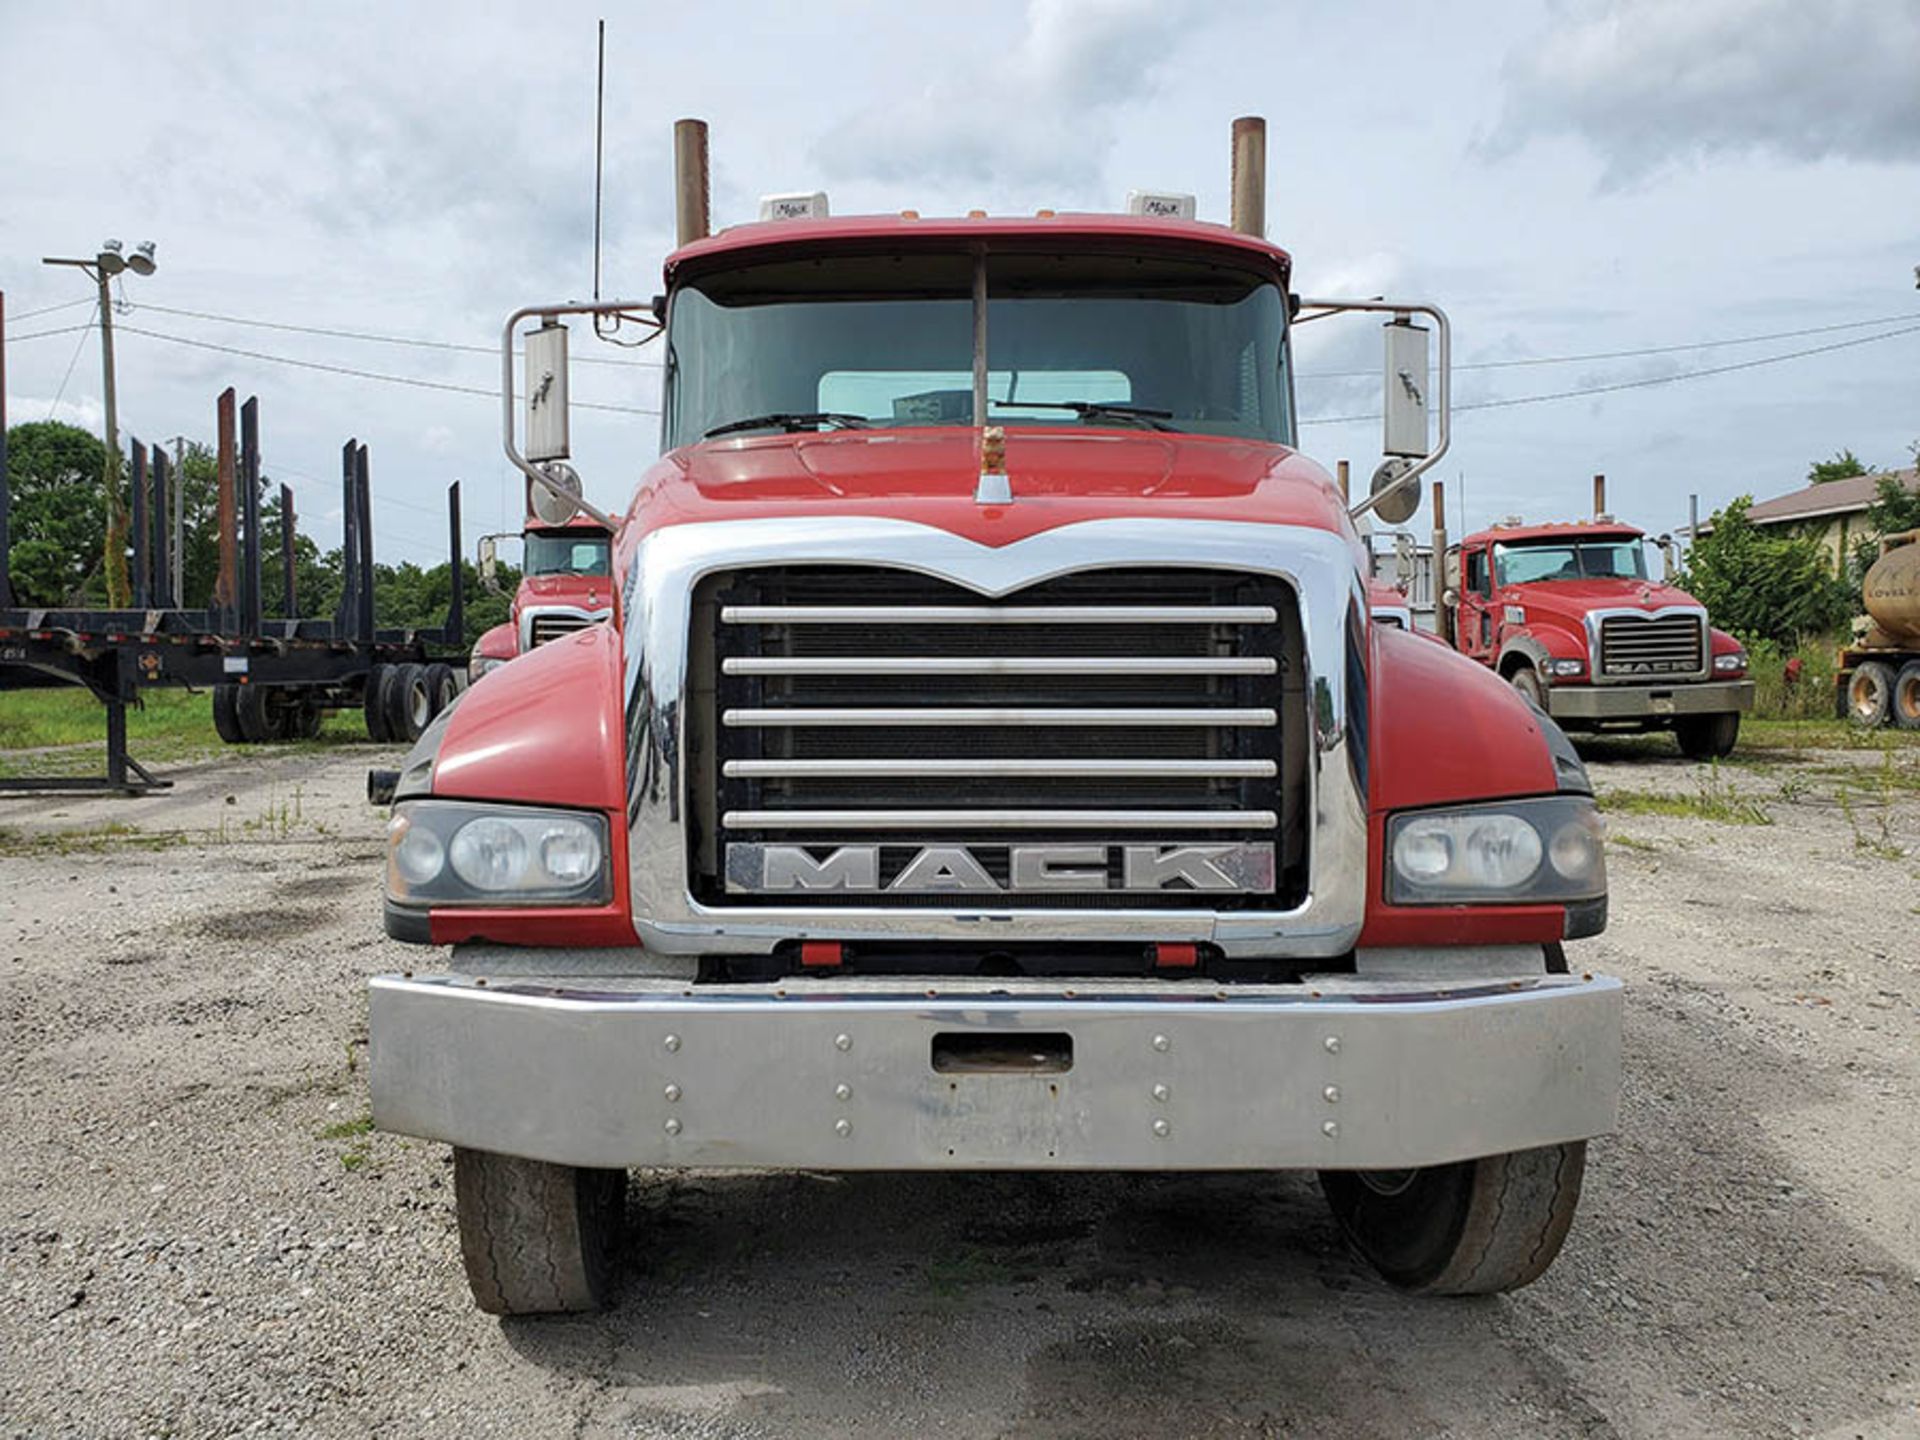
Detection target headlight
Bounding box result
[1388,796,1605,904]
[1713,651,1747,674]
[1549,658,1585,678]
[386,801,610,907]
[468,654,508,683]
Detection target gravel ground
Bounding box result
[1,738,1917,1439]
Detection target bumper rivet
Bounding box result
[663,1034,682,1052]
[663,1084,681,1103]
[1322,1121,1339,1138]
[834,1083,852,1102]
[835,1033,852,1052]
[1151,1083,1170,1102]
[1323,1035,1341,1054]
[1151,1034,1170,1052]
[1323,1085,1340,1103]
[1151,1119,1171,1138]
[835,1118,853,1137]
[663,1118,682,1136]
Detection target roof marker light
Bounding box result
[1127,190,1196,220]
[759,191,830,221]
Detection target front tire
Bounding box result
[1319,1141,1586,1295]
[453,1148,626,1315]
[1507,665,1546,711]
[1675,711,1739,759]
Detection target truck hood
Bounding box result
[1504,578,1704,623]
[517,573,613,610]
[630,428,1356,548]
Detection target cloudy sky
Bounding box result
[3,0,1917,567]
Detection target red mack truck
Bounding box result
[1441,479,1753,758]
[467,509,618,682]
[368,118,1621,1315]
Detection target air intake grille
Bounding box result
[685,567,1310,909]
[1597,611,1706,680]
[529,611,608,647]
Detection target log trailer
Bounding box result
[0,382,468,791]
[368,118,1622,1314]
[1435,476,1753,759]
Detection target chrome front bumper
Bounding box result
[369,970,1622,1171]
[1547,678,1754,721]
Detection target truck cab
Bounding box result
[467,514,615,681]
[1446,519,1753,757]
[367,119,1621,1317]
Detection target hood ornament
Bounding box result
[974,425,1011,505]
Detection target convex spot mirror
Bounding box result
[1368,458,1421,526]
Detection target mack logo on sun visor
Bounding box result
[725,843,1276,894]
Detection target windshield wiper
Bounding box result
[703,411,871,439]
[991,400,1180,432]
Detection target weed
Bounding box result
[1609,834,1661,853]
[338,1148,370,1172]
[1600,765,1772,825]
[318,1114,374,1141]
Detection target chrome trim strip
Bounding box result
[721,655,1277,676]
[722,758,1279,778]
[720,808,1280,830]
[723,706,1277,727]
[517,603,612,653]
[621,516,1370,958]
[722,604,1278,624]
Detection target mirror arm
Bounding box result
[1296,297,1451,521]
[501,300,657,532]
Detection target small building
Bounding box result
[1699,467,1920,576]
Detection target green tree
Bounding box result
[1681,497,1855,646]
[4,421,109,605]
[1807,448,1870,485]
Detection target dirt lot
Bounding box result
[1,736,1917,1439]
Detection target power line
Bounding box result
[130,301,660,368]
[45,304,97,420]
[3,322,97,344]
[2,295,95,326]
[117,325,661,416]
[1299,321,1920,426]
[1296,309,1920,380]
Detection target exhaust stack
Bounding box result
[674,118,710,248]
[1592,472,1608,520]
[1230,116,1266,238]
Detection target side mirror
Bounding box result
[525,321,571,464]
[1382,317,1430,460]
[478,536,501,595]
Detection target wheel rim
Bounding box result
[408,680,431,728]
[1898,675,1920,724]
[1356,1169,1420,1197]
[1851,671,1886,720]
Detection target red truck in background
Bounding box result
[467,510,617,682]
[366,117,1622,1316]
[1440,485,1753,758]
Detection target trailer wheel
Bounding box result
[234,684,277,744]
[385,663,433,743]
[1506,664,1546,711]
[1675,711,1740,759]
[211,686,246,745]
[363,666,394,743]
[1893,661,1920,731]
[425,662,459,717]
[453,1148,626,1315]
[1847,661,1895,728]
[287,699,324,740]
[1319,1141,1586,1296]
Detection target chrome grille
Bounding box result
[528,611,607,647]
[687,567,1309,909]
[1596,611,1707,680]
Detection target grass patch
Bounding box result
[0,685,373,764]
[317,1114,374,1141]
[1599,766,1772,825]
[1608,834,1661,853]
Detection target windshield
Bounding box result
[524,531,611,577]
[1493,539,1647,586]
[663,248,1293,448]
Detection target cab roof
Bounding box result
[665,212,1293,285]
[1462,519,1646,547]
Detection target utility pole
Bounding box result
[43,240,157,608]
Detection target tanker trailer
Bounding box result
[1837,529,1920,728]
